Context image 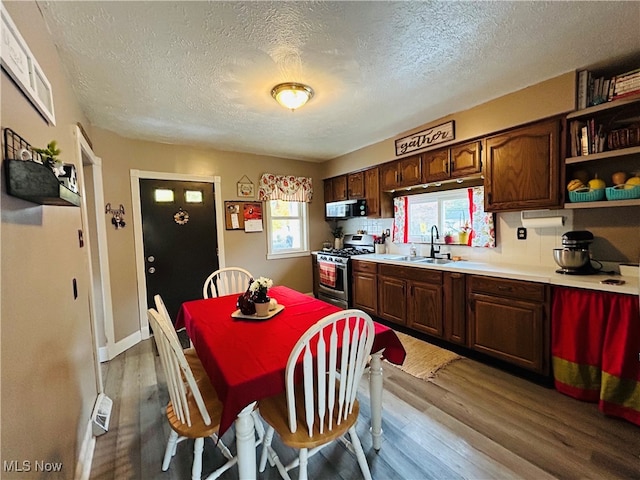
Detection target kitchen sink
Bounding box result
[381,255,452,264]
[418,257,452,264]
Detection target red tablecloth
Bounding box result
[176,286,406,433]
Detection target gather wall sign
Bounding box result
[395,120,455,156]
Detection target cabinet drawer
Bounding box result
[379,264,442,284]
[352,260,377,273]
[469,275,546,302]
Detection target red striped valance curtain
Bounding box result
[258,173,313,202]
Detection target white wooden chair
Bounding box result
[154,293,205,379]
[148,308,263,480]
[258,309,375,480]
[202,267,253,299]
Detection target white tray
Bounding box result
[231,303,285,320]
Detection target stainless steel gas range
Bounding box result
[313,234,375,309]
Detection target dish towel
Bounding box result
[319,261,337,288]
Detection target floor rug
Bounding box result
[390,331,462,379]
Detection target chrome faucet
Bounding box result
[430,225,440,258]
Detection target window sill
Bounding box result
[267,250,311,260]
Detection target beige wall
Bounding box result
[1,1,97,476]
[323,72,576,177]
[91,128,328,342]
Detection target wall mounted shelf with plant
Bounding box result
[3,128,80,207]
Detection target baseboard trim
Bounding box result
[74,417,96,480]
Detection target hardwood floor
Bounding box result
[90,339,640,479]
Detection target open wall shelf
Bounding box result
[3,128,80,206]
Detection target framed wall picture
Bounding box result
[1,5,56,125]
[236,175,255,198]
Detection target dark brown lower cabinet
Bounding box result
[351,260,378,316]
[468,276,550,375]
[377,265,443,332]
[377,274,407,325]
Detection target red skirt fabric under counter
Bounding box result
[552,287,640,426]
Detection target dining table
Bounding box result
[175,285,406,478]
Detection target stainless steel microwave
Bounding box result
[325,199,367,219]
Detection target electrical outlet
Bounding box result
[517,227,527,240]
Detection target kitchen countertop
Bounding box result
[355,254,639,296]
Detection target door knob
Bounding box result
[148,267,156,274]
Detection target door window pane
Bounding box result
[154,188,174,203]
[185,190,203,203]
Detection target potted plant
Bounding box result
[332,225,344,249]
[33,140,64,176]
[249,276,273,317]
[458,221,472,245]
[444,231,455,244]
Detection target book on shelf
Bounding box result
[581,125,589,156]
[611,89,640,101]
[577,70,588,110]
[576,66,640,106]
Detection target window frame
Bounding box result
[406,189,470,243]
[265,200,310,259]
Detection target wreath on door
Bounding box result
[173,208,189,225]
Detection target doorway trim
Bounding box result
[74,126,115,370]
[130,170,225,338]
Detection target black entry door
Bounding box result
[140,179,219,322]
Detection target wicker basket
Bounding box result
[605,185,640,201]
[568,188,605,202]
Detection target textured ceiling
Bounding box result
[37,1,640,162]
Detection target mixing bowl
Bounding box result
[553,248,590,269]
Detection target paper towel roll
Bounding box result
[520,216,564,228]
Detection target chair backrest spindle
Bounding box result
[202,267,252,299]
[284,309,374,437]
[148,308,211,427]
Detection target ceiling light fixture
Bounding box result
[271,82,314,111]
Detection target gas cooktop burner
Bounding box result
[322,247,372,257]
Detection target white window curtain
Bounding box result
[258,173,313,202]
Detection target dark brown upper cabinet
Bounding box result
[484,118,562,212]
[380,154,422,190]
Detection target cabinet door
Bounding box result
[407,280,443,337]
[364,167,393,218]
[450,140,482,178]
[422,148,450,182]
[323,179,334,203]
[347,171,365,199]
[332,175,347,201]
[380,161,400,191]
[398,155,422,187]
[352,271,377,315]
[484,118,562,212]
[469,293,545,373]
[443,272,467,345]
[377,275,406,325]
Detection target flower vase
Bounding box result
[254,298,270,317]
[458,232,469,245]
[334,237,343,249]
